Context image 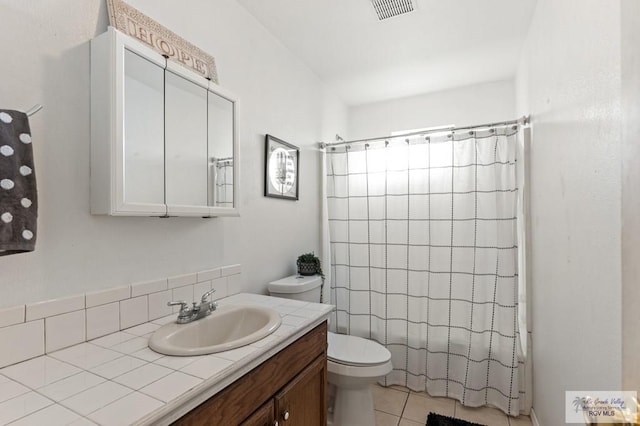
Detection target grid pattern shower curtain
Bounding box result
[325,125,530,416]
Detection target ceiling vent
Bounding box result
[370,0,415,21]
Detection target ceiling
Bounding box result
[236,0,537,106]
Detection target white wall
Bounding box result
[321,85,349,143]
[0,0,347,307]
[348,80,515,140]
[515,1,622,424]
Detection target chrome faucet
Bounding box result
[168,289,218,324]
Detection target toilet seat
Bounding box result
[327,332,392,369]
[328,358,393,379]
[328,332,391,366]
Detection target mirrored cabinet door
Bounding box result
[207,90,235,209]
[123,49,165,206]
[165,68,208,213]
[91,27,168,216]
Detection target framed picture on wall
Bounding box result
[264,134,299,200]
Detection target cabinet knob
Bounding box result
[283,411,290,421]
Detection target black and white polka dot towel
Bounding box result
[0,110,37,256]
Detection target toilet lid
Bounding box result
[268,274,322,294]
[327,332,391,366]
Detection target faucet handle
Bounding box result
[201,288,216,303]
[167,300,188,311]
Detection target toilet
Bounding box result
[268,275,393,426]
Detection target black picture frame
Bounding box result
[264,134,300,200]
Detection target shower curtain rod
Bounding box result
[319,115,530,149]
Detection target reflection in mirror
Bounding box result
[165,70,208,207]
[123,49,164,205]
[207,91,234,208]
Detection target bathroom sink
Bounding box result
[148,304,281,356]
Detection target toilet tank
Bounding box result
[268,274,322,302]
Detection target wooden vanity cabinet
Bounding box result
[174,322,327,426]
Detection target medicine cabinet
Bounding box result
[90,27,239,217]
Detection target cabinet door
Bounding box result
[207,88,236,212]
[92,28,167,216]
[240,400,275,426]
[164,65,209,215]
[122,49,166,209]
[274,355,327,426]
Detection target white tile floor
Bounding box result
[372,384,533,426]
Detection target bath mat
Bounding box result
[425,412,486,426]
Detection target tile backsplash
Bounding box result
[0,265,242,369]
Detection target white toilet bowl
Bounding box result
[268,275,393,426]
[327,332,392,426]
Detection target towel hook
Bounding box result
[26,104,43,117]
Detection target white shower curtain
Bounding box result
[324,125,531,416]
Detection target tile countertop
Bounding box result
[0,293,333,426]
